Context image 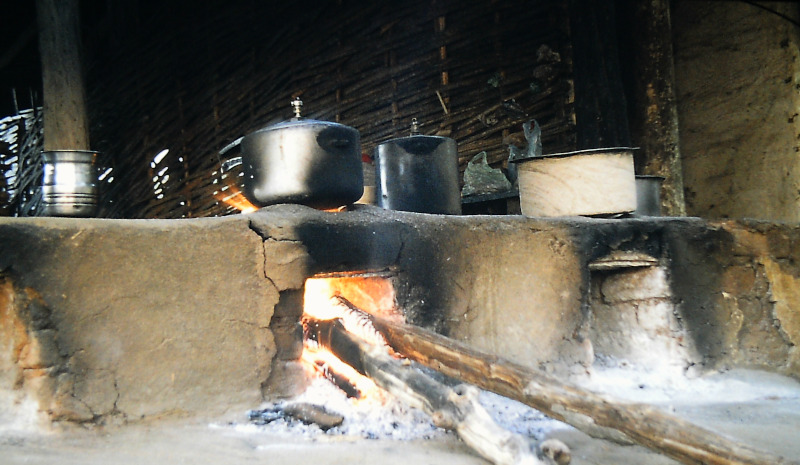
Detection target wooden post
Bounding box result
[619,0,687,216]
[371,316,798,465]
[36,0,90,151]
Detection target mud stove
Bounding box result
[1,205,799,464]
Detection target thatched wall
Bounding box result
[86,0,575,218]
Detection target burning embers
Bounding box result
[245,273,789,465]
[300,272,402,400]
[293,273,570,465]
[301,297,389,399]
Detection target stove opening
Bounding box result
[300,270,404,400]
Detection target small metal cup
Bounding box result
[40,150,99,217]
[634,175,664,217]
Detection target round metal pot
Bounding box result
[239,100,363,209]
[374,130,461,215]
[40,150,99,217]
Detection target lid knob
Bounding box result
[291,97,303,118]
[410,118,420,136]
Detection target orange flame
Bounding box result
[304,274,401,321]
[299,344,381,398]
[321,206,349,212]
[216,186,258,213]
[301,273,402,400]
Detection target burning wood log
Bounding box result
[370,316,799,465]
[306,297,568,465]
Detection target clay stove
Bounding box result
[1,205,800,464]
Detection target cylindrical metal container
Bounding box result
[374,130,461,215]
[40,150,99,217]
[634,175,664,216]
[513,147,636,217]
[240,98,363,209]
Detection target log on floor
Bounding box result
[370,316,798,465]
[307,313,565,465]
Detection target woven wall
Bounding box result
[87,0,575,218]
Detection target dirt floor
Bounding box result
[3,368,799,465]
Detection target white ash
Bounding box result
[576,356,800,406]
[476,390,572,439]
[234,377,569,442]
[242,378,445,440]
[218,358,800,444]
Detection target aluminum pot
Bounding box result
[40,150,99,217]
[374,119,461,215]
[239,98,363,209]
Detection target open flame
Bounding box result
[301,273,402,400]
[299,340,380,399]
[303,273,400,321]
[215,186,258,213]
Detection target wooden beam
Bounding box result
[36,0,90,150]
[619,0,686,216]
[371,316,798,465]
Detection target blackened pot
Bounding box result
[374,135,461,215]
[240,101,363,209]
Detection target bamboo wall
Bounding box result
[86,0,575,218]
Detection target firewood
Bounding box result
[283,403,344,431]
[370,316,799,465]
[308,312,567,465]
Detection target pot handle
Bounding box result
[318,127,356,153]
[326,138,353,149]
[221,156,242,172]
[218,136,243,172]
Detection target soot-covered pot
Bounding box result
[374,119,460,215]
[240,98,363,209]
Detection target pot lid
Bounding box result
[253,97,355,133]
[377,118,454,145]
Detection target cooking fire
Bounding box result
[241,272,797,465]
[301,296,392,400]
[251,273,572,465]
[299,272,401,399]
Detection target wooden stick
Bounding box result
[370,316,798,465]
[307,313,558,465]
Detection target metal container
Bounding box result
[512,147,637,217]
[240,98,363,209]
[40,150,99,217]
[374,119,461,215]
[634,175,664,216]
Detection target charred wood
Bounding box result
[371,316,798,465]
[308,313,565,465]
[248,403,344,431]
[283,403,345,431]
